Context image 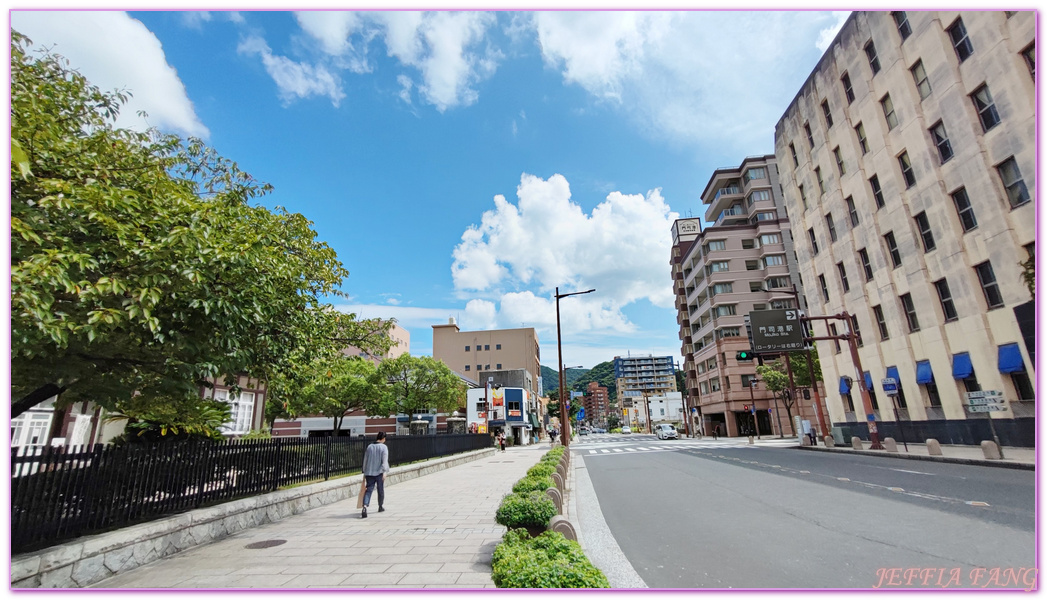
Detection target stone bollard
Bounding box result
[824,435,835,448]
[883,438,898,452]
[556,463,567,481]
[981,440,1002,460]
[800,435,811,447]
[551,472,565,493]
[549,515,577,541]
[545,487,563,514]
[851,437,863,450]
[926,439,942,455]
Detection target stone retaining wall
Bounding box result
[12,447,496,588]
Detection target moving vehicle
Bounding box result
[621,426,632,434]
[578,428,589,436]
[655,424,679,440]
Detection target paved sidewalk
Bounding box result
[800,439,1035,469]
[91,443,550,589]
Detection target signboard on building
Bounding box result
[881,378,899,396]
[965,390,1007,412]
[748,309,805,353]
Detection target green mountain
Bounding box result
[540,361,617,400]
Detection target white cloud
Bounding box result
[294,11,363,56]
[816,12,851,53]
[452,173,678,337]
[11,11,209,139]
[334,303,457,330]
[180,11,212,29]
[531,11,843,154]
[237,35,346,107]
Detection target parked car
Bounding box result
[655,424,679,440]
[578,428,589,436]
[621,426,632,434]
[593,428,607,434]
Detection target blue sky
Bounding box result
[10,8,853,369]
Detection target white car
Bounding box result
[621,426,632,434]
[655,424,679,440]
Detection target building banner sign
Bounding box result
[508,410,521,417]
[749,309,805,353]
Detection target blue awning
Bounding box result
[952,352,973,379]
[863,371,873,391]
[839,376,851,394]
[886,366,900,383]
[916,360,934,385]
[998,343,1025,374]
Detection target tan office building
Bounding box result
[672,155,818,437]
[774,11,1034,445]
[432,319,542,402]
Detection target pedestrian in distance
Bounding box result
[498,432,506,452]
[360,431,389,518]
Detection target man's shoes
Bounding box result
[378,506,385,512]
[361,507,367,518]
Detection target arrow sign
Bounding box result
[968,397,1007,406]
[967,404,1007,413]
[966,390,1003,400]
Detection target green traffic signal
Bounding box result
[736,350,754,361]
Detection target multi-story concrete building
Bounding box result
[581,381,610,426]
[432,319,542,403]
[774,11,1034,445]
[671,155,819,437]
[613,355,677,415]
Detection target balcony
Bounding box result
[715,207,748,226]
[713,186,742,202]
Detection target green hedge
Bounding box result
[495,491,557,528]
[527,462,556,478]
[512,475,554,494]
[492,529,610,588]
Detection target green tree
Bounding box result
[10,32,391,426]
[374,355,466,430]
[298,356,382,434]
[786,349,823,388]
[756,362,795,434]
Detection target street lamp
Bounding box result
[556,287,595,447]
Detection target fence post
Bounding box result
[272,438,283,491]
[324,434,332,481]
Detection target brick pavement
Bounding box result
[90,442,550,589]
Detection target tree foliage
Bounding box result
[374,354,467,422]
[10,31,391,426]
[297,356,382,433]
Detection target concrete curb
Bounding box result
[796,445,1035,471]
[12,447,496,588]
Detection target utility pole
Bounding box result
[555,287,595,447]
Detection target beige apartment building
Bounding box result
[774,11,1034,446]
[432,319,542,402]
[672,155,819,437]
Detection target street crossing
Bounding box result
[571,434,801,457]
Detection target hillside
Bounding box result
[540,361,617,399]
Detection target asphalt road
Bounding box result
[580,436,1036,589]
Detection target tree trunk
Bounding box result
[11,383,67,419]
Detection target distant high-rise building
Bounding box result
[582,381,610,426]
[613,355,677,412]
[774,11,1034,445]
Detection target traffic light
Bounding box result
[743,405,749,412]
[736,350,754,361]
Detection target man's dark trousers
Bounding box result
[363,474,384,508]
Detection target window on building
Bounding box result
[850,314,863,347]
[934,278,958,322]
[485,344,490,351]
[1012,371,1035,401]
[496,363,502,369]
[929,121,953,163]
[947,17,974,62]
[485,364,490,370]
[754,212,776,222]
[709,261,730,273]
[971,85,1001,132]
[1022,43,1035,78]
[815,167,825,194]
[841,71,855,104]
[798,184,807,210]
[770,299,794,310]
[749,281,764,292]
[819,274,829,303]
[496,344,501,350]
[745,167,767,181]
[873,305,889,340]
[829,323,841,353]
[881,94,898,130]
[846,196,859,227]
[712,282,734,295]
[764,255,786,267]
[837,262,850,293]
[898,151,916,188]
[759,233,781,245]
[869,174,885,209]
[464,365,470,371]
[477,364,482,371]
[215,389,256,435]
[747,190,771,206]
[893,11,912,39]
[717,327,741,339]
[825,213,837,242]
[707,240,727,252]
[808,228,819,255]
[858,248,873,281]
[900,293,920,332]
[951,187,978,231]
[996,157,1030,208]
[742,239,756,250]
[914,211,936,252]
[865,40,881,74]
[741,374,758,388]
[766,276,790,289]
[789,142,798,167]
[855,122,868,154]
[833,146,846,176]
[804,122,814,147]
[910,59,931,100]
[974,261,1005,309]
[822,100,834,128]
[884,231,902,268]
[745,259,760,271]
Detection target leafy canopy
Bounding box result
[374,354,467,419]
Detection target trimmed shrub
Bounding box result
[495,491,557,529]
[512,475,554,493]
[492,529,610,588]
[527,462,556,478]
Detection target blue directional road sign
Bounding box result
[577,407,585,421]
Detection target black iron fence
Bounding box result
[11,433,491,554]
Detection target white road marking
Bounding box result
[890,468,935,475]
[589,450,596,454]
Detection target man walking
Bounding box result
[361,431,390,518]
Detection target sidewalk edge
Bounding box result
[796,445,1035,470]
